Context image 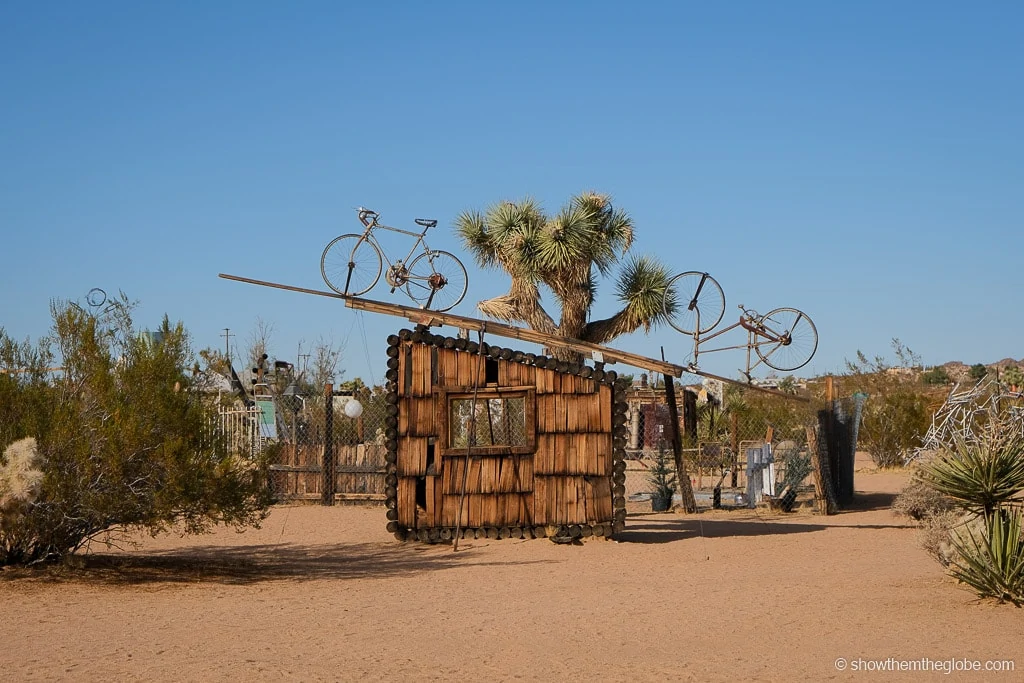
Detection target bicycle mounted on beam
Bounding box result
[321,207,469,312]
[662,271,818,381]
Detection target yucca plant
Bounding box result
[921,423,1024,517]
[455,192,673,361]
[948,509,1024,606]
[917,393,1024,604]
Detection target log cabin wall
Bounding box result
[383,328,628,542]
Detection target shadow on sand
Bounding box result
[615,517,831,544]
[617,504,910,544]
[1,541,555,586]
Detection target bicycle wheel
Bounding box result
[754,307,818,372]
[404,250,468,312]
[663,271,726,335]
[321,234,382,296]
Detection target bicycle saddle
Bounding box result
[415,218,437,228]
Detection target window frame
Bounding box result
[435,386,536,456]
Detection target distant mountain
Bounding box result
[938,358,1022,383]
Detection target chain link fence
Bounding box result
[216,369,854,513]
[623,371,825,511]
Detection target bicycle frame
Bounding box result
[356,212,435,276]
[685,307,797,380]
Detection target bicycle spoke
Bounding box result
[405,251,468,312]
[321,235,382,296]
[663,271,726,335]
[753,308,818,372]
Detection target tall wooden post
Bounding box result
[730,412,739,487]
[664,374,698,513]
[322,383,335,506]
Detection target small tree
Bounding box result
[648,444,677,511]
[969,363,989,381]
[0,296,272,566]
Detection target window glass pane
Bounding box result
[450,396,527,448]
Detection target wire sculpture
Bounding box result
[909,377,1024,464]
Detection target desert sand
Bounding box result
[2,462,1021,682]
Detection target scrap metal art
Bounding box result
[909,377,1024,464]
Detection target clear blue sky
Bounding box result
[2,1,1021,385]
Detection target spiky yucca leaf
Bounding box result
[536,204,599,277]
[615,255,674,332]
[454,210,497,270]
[949,509,1024,606]
[921,428,1024,516]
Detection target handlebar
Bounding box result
[357,207,379,227]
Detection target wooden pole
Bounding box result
[322,383,335,506]
[663,371,698,513]
[730,412,739,488]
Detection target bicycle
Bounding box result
[663,271,818,377]
[321,207,468,312]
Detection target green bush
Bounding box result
[969,363,989,381]
[921,367,951,385]
[0,297,272,566]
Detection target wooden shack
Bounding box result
[383,327,628,542]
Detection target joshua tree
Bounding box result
[455,192,673,361]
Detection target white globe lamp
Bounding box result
[344,399,364,419]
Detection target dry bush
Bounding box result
[919,510,962,567]
[893,474,955,521]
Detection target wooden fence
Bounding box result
[269,443,387,503]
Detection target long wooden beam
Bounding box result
[218,273,685,377]
[219,273,348,300]
[345,296,685,377]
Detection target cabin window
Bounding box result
[436,387,535,456]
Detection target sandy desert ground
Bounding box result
[2,461,1021,682]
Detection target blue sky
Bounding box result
[2,1,1021,386]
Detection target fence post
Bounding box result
[730,412,739,487]
[663,374,698,513]
[322,383,335,506]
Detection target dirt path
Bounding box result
[2,466,1020,682]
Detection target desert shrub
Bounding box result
[919,510,962,567]
[893,475,955,521]
[0,297,272,566]
[844,340,934,468]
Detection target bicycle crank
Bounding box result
[385,265,409,289]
